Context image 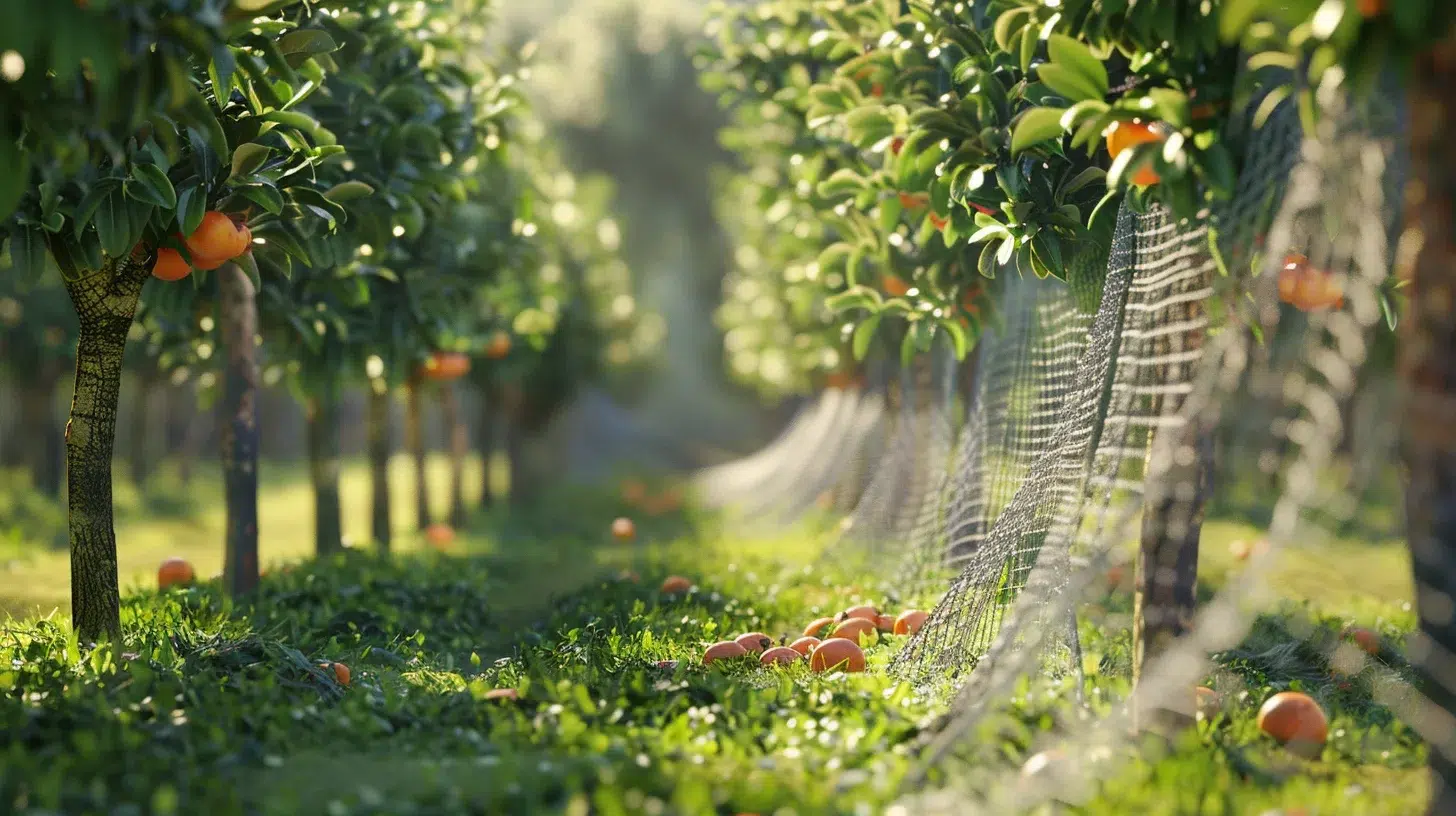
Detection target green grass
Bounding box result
[0,466,1431,814]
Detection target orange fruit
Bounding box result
[809,638,866,672]
[424,523,455,549]
[186,211,248,265]
[803,617,836,638]
[483,687,519,701]
[760,646,802,666]
[485,331,512,360]
[422,351,471,381]
[929,212,948,230]
[898,192,930,210]
[893,610,929,636]
[1344,626,1380,655]
[875,614,896,632]
[789,636,821,656]
[870,83,883,97]
[660,575,693,594]
[157,557,195,589]
[842,604,879,622]
[882,275,911,297]
[703,640,750,665]
[322,661,351,686]
[1104,120,1165,186]
[151,248,193,282]
[831,617,877,644]
[1256,691,1328,754]
[1229,539,1251,560]
[1357,0,1384,16]
[734,632,774,654]
[612,517,636,542]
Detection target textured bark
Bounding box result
[307,385,344,556]
[441,382,469,528]
[60,254,150,643]
[405,380,431,530]
[368,386,393,552]
[1404,34,1456,816]
[217,264,260,597]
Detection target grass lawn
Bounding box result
[0,464,1430,814]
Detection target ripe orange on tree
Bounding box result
[151,249,193,282]
[808,638,866,672]
[184,211,251,270]
[1104,120,1166,187]
[157,557,195,589]
[882,274,911,297]
[422,351,471,381]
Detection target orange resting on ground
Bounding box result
[484,688,518,701]
[151,249,193,282]
[760,646,802,666]
[703,640,750,665]
[893,610,929,636]
[157,557,195,589]
[803,617,836,638]
[1104,120,1166,186]
[322,661,351,686]
[789,636,821,656]
[809,638,866,673]
[660,575,693,594]
[611,517,636,541]
[734,632,773,654]
[842,604,878,622]
[831,617,877,644]
[1343,626,1380,655]
[425,523,455,549]
[1257,691,1328,753]
[875,614,896,632]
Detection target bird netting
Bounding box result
[892,78,1418,813]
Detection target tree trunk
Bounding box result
[218,264,261,596]
[1403,34,1456,816]
[308,385,344,556]
[502,384,532,506]
[406,380,431,530]
[476,387,497,510]
[442,382,468,528]
[59,254,150,643]
[368,386,393,552]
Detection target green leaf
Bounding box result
[1060,166,1107,198]
[231,144,273,179]
[0,142,29,224]
[1047,34,1109,97]
[1010,107,1067,154]
[323,181,375,203]
[826,286,883,314]
[852,314,882,361]
[235,184,285,215]
[1059,99,1111,130]
[817,169,868,200]
[235,247,261,291]
[940,317,969,360]
[94,188,135,259]
[1036,64,1103,103]
[8,227,48,283]
[278,29,339,63]
[176,184,207,236]
[72,180,120,238]
[128,164,178,210]
[977,241,999,279]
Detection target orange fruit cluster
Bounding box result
[1277,254,1344,311]
[152,211,253,281]
[1104,120,1166,187]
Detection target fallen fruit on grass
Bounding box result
[425,523,455,549]
[1343,626,1381,655]
[660,575,692,594]
[842,604,879,622]
[803,617,836,638]
[612,517,636,542]
[734,632,773,653]
[830,617,877,644]
[655,660,678,670]
[760,647,802,666]
[322,661,351,686]
[1257,691,1328,754]
[875,614,896,632]
[703,640,750,665]
[893,610,929,636]
[809,638,866,673]
[157,557,195,589]
[151,248,193,281]
[789,636,821,656]
[483,688,518,701]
